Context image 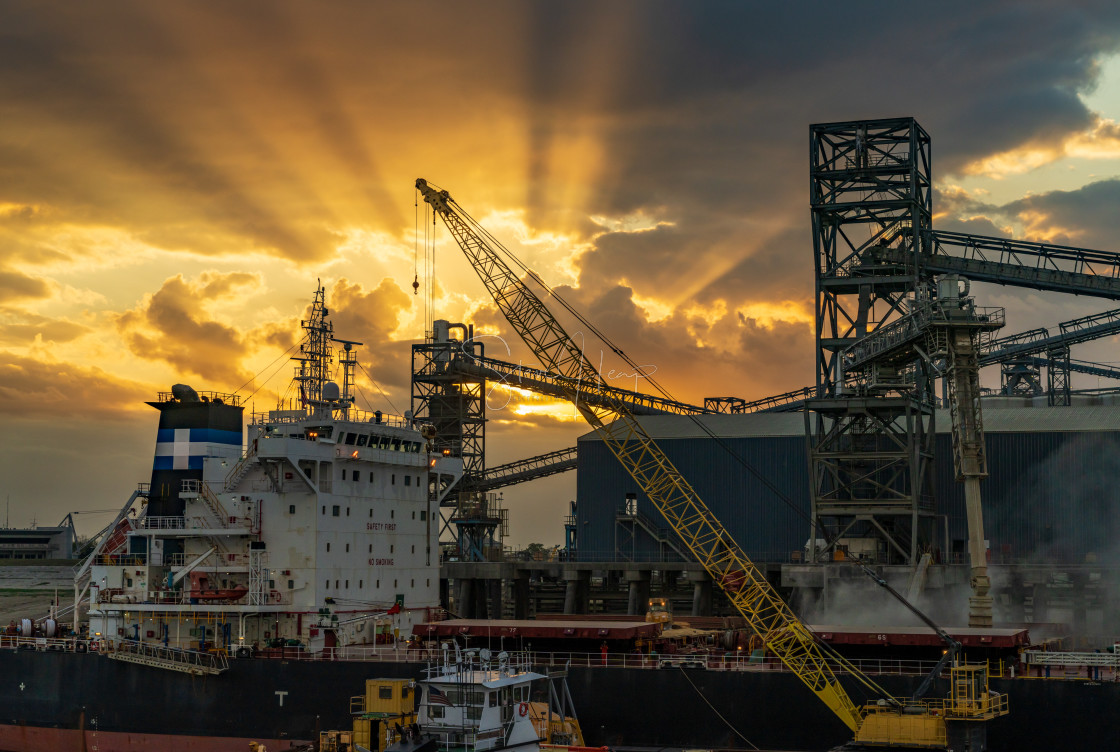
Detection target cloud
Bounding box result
[0,268,51,303]
[962,116,1120,178]
[116,272,262,385]
[0,352,149,419]
[3,2,1120,544]
[0,309,90,345]
[321,277,414,391]
[936,178,1120,249]
[997,179,1120,247]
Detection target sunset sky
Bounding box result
[3,1,1120,544]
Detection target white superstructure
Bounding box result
[77,284,463,657]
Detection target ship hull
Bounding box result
[0,650,1116,752]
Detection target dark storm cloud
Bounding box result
[506,1,1120,345]
[935,179,1120,250]
[1,0,1119,406]
[998,179,1120,249]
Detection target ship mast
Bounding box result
[292,282,335,419]
[291,282,362,420]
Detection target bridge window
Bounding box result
[356,435,368,447]
[344,433,357,445]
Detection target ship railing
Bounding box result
[563,549,801,563]
[513,651,947,676]
[0,635,82,652]
[246,645,946,678]
[165,551,252,567]
[248,409,410,428]
[137,516,186,530]
[94,554,147,566]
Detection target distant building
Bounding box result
[575,398,1120,566]
[0,526,75,560]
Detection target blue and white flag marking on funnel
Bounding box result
[153,428,240,471]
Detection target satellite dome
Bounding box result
[171,384,200,402]
[323,381,341,401]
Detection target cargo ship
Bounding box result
[1,285,1118,752]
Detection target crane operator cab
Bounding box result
[645,597,672,626]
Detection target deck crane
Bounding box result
[417,178,1008,750]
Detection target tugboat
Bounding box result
[383,647,588,752]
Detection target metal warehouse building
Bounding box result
[575,400,1120,566]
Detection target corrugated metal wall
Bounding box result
[576,435,808,562]
[576,428,1120,565]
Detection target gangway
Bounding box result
[106,640,229,675]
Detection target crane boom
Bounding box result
[417,178,864,732]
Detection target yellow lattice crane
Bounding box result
[417,178,1007,750]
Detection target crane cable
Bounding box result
[356,361,404,416]
[677,666,759,750]
[436,189,900,704]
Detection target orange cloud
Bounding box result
[0,352,149,419]
[963,116,1120,178]
[116,272,262,385]
[0,269,51,303]
[0,310,90,345]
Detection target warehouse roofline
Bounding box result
[577,401,1120,441]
